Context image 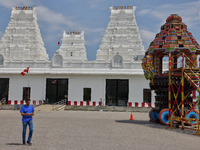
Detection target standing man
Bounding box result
[20,99,34,146]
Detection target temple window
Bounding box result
[113,55,123,67]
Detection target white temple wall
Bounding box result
[3,75,45,104]
[68,75,151,105]
[0,74,153,105]
[68,75,105,104]
[129,75,155,106]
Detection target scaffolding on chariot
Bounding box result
[167,51,200,134]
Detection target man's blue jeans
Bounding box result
[22,120,33,144]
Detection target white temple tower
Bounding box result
[96,6,145,61]
[55,31,87,61]
[0,6,49,60]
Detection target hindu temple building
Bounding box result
[0,6,153,106]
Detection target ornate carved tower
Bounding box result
[55,31,87,61]
[96,6,145,61]
[0,6,49,60]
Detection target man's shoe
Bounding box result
[27,141,32,146]
[23,143,26,145]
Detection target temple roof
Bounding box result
[146,14,200,55]
[166,14,182,23]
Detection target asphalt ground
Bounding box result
[0,110,200,150]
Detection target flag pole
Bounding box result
[26,66,30,99]
[28,66,30,99]
[28,66,30,87]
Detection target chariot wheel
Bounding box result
[159,109,174,125]
[185,110,199,126]
[149,109,159,123]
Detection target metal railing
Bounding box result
[52,99,67,111]
[0,97,6,110]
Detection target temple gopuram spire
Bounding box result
[96,5,145,61]
[0,6,49,60]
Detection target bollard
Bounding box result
[33,100,36,105]
[20,100,24,105]
[128,102,132,107]
[142,102,145,107]
[14,100,18,105]
[67,101,71,106]
[99,101,102,106]
[148,103,151,107]
[8,100,11,105]
[39,100,42,105]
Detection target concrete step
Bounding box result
[34,104,53,112]
[65,106,152,112]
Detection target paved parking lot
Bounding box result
[0,110,200,150]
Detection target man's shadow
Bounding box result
[6,143,23,145]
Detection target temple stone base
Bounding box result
[65,106,151,112]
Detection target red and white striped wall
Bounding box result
[127,102,155,107]
[67,101,154,107]
[7,100,43,105]
[7,100,154,107]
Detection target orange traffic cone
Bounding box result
[130,112,134,120]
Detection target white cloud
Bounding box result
[138,1,200,28]
[138,9,151,16]
[86,37,102,46]
[87,0,104,3]
[140,29,156,49]
[37,5,75,28]
[90,4,99,9]
[0,0,106,48]
[0,0,33,8]
[79,27,105,34]
[87,0,104,9]
[36,5,105,44]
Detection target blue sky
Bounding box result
[0,0,200,60]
